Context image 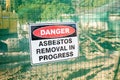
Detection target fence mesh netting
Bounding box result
[0,0,120,80]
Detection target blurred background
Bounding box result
[0,0,120,80]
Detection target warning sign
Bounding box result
[29,23,79,64]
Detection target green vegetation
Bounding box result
[77,0,112,7]
[16,0,74,22]
[2,0,115,22]
[0,0,117,22]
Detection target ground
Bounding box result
[0,51,119,80]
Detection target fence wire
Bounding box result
[0,0,120,80]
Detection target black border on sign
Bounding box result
[31,23,77,40]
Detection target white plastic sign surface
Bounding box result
[29,23,79,64]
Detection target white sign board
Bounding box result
[29,23,79,64]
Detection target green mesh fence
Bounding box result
[0,0,120,80]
